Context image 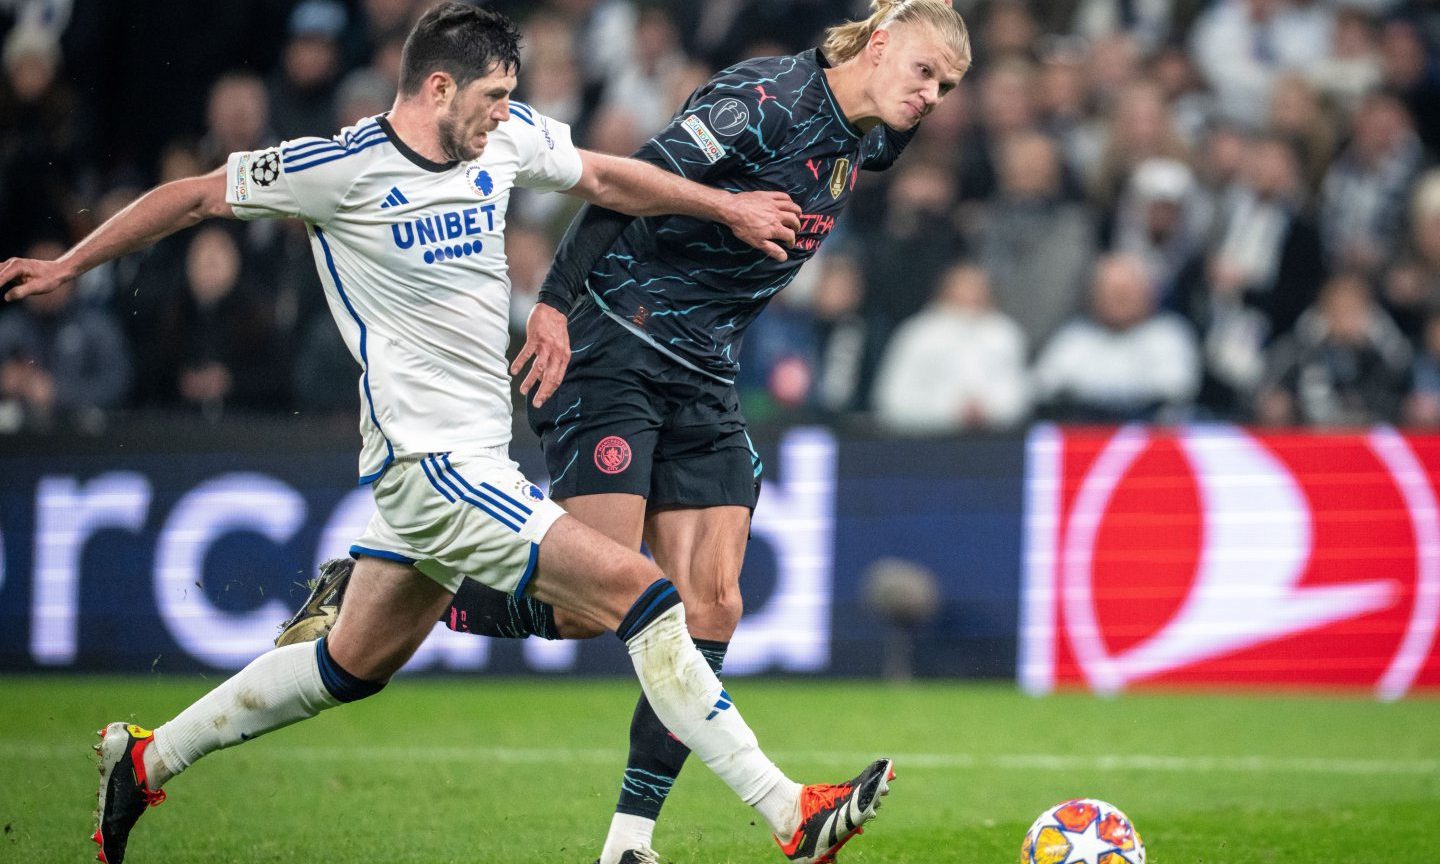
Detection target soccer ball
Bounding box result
[1020,798,1145,864]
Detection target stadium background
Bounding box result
[2,2,1439,861]
[1,0,1438,694]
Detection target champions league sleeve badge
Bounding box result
[708,98,750,137]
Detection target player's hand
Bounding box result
[511,301,570,408]
[0,256,75,303]
[723,190,802,262]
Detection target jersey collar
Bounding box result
[807,47,863,141]
[376,114,460,173]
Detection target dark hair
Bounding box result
[398,2,521,97]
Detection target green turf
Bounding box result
[2,675,1437,863]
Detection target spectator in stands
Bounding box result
[0,23,75,258]
[1149,44,1213,148]
[342,0,419,71]
[0,238,130,432]
[600,4,690,136]
[1109,157,1210,306]
[807,254,869,417]
[1267,73,1336,190]
[1403,309,1440,427]
[1308,6,1382,116]
[1319,90,1423,273]
[858,161,964,407]
[1383,170,1440,342]
[956,57,1038,203]
[872,262,1029,434]
[1405,313,1440,429]
[146,227,288,419]
[1190,134,1325,339]
[200,72,271,169]
[1071,0,1174,54]
[1256,272,1411,426]
[1179,134,1326,416]
[268,0,347,141]
[334,68,393,127]
[1088,80,1191,212]
[975,130,1096,349]
[1379,16,1440,156]
[1190,0,1333,126]
[1033,253,1201,422]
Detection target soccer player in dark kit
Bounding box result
[280,2,969,861]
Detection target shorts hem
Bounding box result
[349,544,417,565]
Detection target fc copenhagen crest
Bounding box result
[828,158,851,199]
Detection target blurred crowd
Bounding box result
[1,0,1439,436]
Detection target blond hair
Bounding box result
[822,0,971,69]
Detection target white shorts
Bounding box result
[351,447,567,595]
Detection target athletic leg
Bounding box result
[531,513,893,863]
[600,505,750,862]
[441,492,645,640]
[96,557,448,864]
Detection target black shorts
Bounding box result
[527,301,762,509]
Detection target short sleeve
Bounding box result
[645,74,790,183]
[509,103,584,192]
[226,140,352,224]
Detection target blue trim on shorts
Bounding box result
[439,454,530,524]
[349,544,416,564]
[420,457,455,502]
[515,542,540,597]
[424,455,523,533]
[480,480,533,515]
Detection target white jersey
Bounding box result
[225,106,583,483]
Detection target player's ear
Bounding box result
[867,28,890,63]
[426,70,457,107]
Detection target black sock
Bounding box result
[441,578,559,639]
[615,638,729,819]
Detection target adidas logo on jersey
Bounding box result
[379,186,409,209]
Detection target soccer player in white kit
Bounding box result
[0,6,893,864]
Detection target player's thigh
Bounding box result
[645,505,751,640]
[530,513,664,632]
[326,555,453,681]
[555,492,647,549]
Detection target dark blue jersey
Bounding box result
[581,48,913,382]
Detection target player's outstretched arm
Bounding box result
[567,149,800,262]
[1,167,233,303]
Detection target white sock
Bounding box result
[623,604,793,834]
[599,812,656,863]
[148,642,339,787]
[755,780,804,839]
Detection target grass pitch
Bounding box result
[2,675,1437,863]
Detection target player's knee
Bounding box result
[315,637,388,703]
[687,583,743,637]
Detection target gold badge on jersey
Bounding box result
[828,158,851,199]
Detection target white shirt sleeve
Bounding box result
[507,104,584,193]
[226,140,354,224]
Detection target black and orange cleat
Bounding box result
[94,722,166,864]
[774,758,895,864]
